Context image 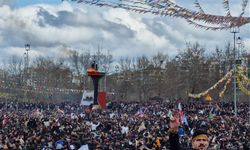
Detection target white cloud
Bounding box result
[245,39,250,52]
[0,0,15,7]
[0,1,249,64]
[104,9,146,31]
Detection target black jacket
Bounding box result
[169,131,192,150]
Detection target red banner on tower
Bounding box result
[98,92,106,109]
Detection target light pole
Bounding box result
[115,65,119,101]
[24,44,30,102]
[236,37,242,114]
[248,66,250,124]
[230,27,239,116]
[25,44,30,79]
[25,44,30,66]
[249,68,250,124]
[236,37,242,59]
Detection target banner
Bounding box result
[98,92,107,109]
[80,90,94,106]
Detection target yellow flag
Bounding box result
[205,94,213,101]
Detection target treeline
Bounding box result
[0,42,249,102]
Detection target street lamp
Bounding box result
[230,27,239,116]
[230,27,239,60]
[25,44,30,50]
[236,37,242,59]
[25,44,30,73]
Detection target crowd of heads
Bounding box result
[0,99,249,149]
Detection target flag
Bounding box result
[178,126,184,137]
[79,145,89,150]
[205,94,213,101]
[167,110,173,118]
[179,111,183,124]
[209,108,214,120]
[178,103,182,111]
[177,103,183,124]
[55,139,64,149]
[209,111,213,120]
[182,113,189,126]
[92,105,100,110]
[138,121,146,132]
[57,108,65,114]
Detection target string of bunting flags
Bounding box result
[68,0,250,30]
[0,85,83,95]
[219,78,232,98]
[188,70,233,99]
[238,72,250,85]
[236,66,250,84]
[189,66,250,99]
[236,66,250,95]
[236,74,250,95]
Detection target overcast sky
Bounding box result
[0,0,249,64]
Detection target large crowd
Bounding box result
[0,99,249,150]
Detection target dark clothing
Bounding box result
[169,132,180,150]
[169,132,192,150]
[27,119,37,129]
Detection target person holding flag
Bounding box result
[169,114,210,150]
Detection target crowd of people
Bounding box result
[0,99,249,149]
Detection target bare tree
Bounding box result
[118,57,131,72]
[151,52,168,68]
[117,57,133,100]
[150,52,169,98]
[136,55,151,101]
[177,42,208,98]
[2,55,24,99]
[7,55,24,76]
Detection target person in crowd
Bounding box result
[0,99,248,149]
[169,117,209,150]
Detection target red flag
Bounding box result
[179,111,183,124]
